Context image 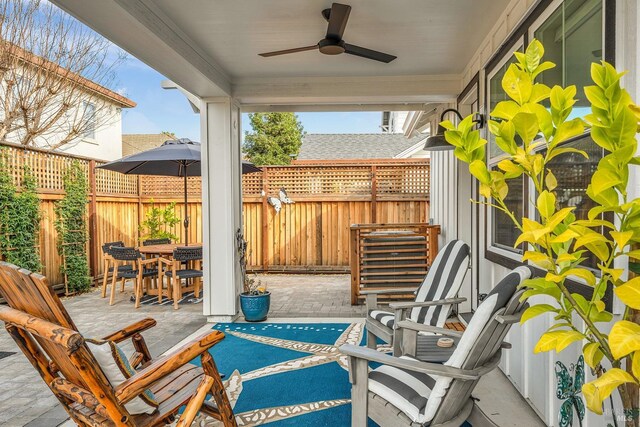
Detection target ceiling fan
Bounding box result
[258,3,397,63]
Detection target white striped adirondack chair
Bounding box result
[364,240,470,355]
[342,266,533,427]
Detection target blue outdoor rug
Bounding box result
[192,322,471,427]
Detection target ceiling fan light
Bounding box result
[318,39,345,55]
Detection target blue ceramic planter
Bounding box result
[240,292,271,322]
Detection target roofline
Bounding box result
[292,158,429,165]
[394,138,428,159]
[9,44,136,108]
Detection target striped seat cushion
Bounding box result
[369,356,435,424]
[410,240,470,328]
[369,310,395,328]
[370,266,533,425]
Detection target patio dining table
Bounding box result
[138,242,203,256]
[138,243,203,308]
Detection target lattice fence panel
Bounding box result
[264,166,373,197]
[95,167,138,195]
[140,176,202,197]
[1,144,90,191]
[242,172,263,197]
[376,164,430,196]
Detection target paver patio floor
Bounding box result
[0,273,363,426]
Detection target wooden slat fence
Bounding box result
[0,142,430,286]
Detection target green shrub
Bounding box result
[139,200,180,241]
[55,161,91,293]
[0,150,42,272]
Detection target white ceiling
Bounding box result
[153,0,510,79]
[52,0,511,105]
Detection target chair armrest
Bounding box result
[102,318,157,343]
[396,320,464,338]
[389,297,466,310]
[0,306,83,351]
[139,258,159,266]
[115,330,225,404]
[496,303,529,324]
[158,257,173,266]
[339,344,479,381]
[359,287,417,295]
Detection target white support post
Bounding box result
[200,97,243,321]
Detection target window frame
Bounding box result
[82,101,97,141]
[485,36,527,263]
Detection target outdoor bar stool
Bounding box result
[159,246,203,309]
[108,246,159,308]
[100,241,133,298]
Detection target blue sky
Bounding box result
[117,56,383,141]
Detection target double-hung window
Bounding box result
[485,0,607,269]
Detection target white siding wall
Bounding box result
[428,0,640,425]
[55,106,123,161]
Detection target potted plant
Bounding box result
[444,39,640,425]
[237,229,270,321]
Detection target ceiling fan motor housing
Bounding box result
[319,38,346,55]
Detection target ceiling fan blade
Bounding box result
[325,3,351,40]
[344,43,396,63]
[259,45,318,57]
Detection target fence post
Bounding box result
[88,160,98,281]
[137,176,142,246]
[261,168,269,271]
[349,226,360,305]
[370,165,377,223]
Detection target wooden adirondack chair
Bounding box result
[341,266,532,427]
[364,239,470,355]
[0,261,237,427]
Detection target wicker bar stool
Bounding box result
[108,246,159,307]
[100,241,133,298]
[159,246,203,309]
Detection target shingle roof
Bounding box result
[297,133,425,160]
[122,134,172,156]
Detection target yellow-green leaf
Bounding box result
[537,190,556,220]
[574,232,608,251]
[608,320,640,359]
[469,160,491,185]
[551,229,579,244]
[545,170,557,191]
[520,304,557,324]
[582,369,636,415]
[491,101,520,120]
[552,118,585,147]
[583,342,604,369]
[633,351,640,380]
[591,169,622,194]
[534,330,584,353]
[565,268,596,287]
[611,231,633,250]
[615,277,640,309]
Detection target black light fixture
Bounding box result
[423,108,485,151]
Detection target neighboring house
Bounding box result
[380,111,410,133]
[0,45,135,161]
[54,91,135,161]
[122,133,171,156]
[297,133,427,160]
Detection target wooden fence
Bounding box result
[0,143,429,286]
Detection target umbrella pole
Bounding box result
[184,167,189,246]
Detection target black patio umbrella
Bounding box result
[98,138,260,245]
